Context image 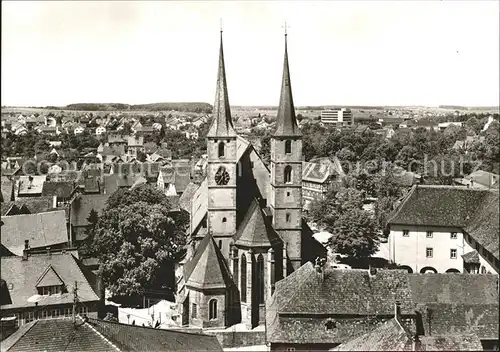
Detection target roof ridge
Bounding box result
[34,264,64,287]
[69,253,101,301]
[234,199,259,241]
[386,185,416,224]
[86,317,214,336]
[4,320,38,352]
[84,319,121,351]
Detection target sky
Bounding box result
[2,1,499,107]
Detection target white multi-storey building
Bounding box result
[387,185,499,274]
[320,108,354,126]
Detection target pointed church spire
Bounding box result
[207,28,236,138]
[274,25,301,137]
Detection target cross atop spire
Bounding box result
[282,21,289,36]
[207,28,236,138]
[274,24,301,137]
[220,18,223,33]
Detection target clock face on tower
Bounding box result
[215,166,230,185]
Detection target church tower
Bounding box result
[269,29,303,273]
[206,30,237,260]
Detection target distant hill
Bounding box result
[63,102,213,113]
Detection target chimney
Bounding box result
[22,240,29,260]
[46,247,51,257]
[28,176,34,190]
[394,300,402,322]
[53,195,58,208]
[470,178,474,187]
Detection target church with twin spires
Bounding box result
[176,29,325,330]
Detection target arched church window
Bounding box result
[218,142,225,157]
[286,213,291,222]
[256,254,265,304]
[285,140,292,154]
[241,254,247,302]
[222,217,227,223]
[284,165,292,183]
[209,299,217,320]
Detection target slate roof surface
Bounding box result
[166,195,180,212]
[461,250,480,264]
[388,185,499,259]
[234,198,282,248]
[418,335,483,351]
[0,166,21,177]
[409,273,499,340]
[416,303,499,339]
[159,165,192,194]
[280,264,414,315]
[207,33,236,138]
[35,265,64,287]
[143,141,158,154]
[0,252,100,310]
[70,194,110,227]
[0,196,55,216]
[1,316,223,352]
[463,191,499,259]
[330,318,412,351]
[409,273,499,305]
[184,233,233,290]
[101,144,125,157]
[274,37,301,137]
[388,185,491,227]
[1,211,68,255]
[41,181,75,199]
[87,318,223,351]
[179,182,199,212]
[102,174,142,195]
[266,263,414,344]
[1,318,118,352]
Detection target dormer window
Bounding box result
[38,285,63,296]
[35,265,65,296]
[325,319,336,330]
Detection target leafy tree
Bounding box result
[258,132,271,166]
[47,153,58,163]
[310,185,379,257]
[137,150,147,163]
[88,185,188,297]
[465,117,482,135]
[329,208,380,257]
